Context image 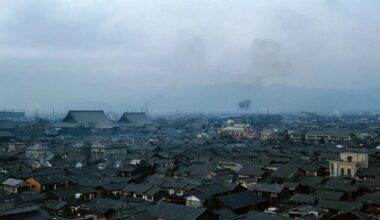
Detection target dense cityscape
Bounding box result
[1,0,380,219]
[0,109,379,219]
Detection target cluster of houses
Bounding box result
[0,110,379,219]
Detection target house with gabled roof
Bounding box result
[147,202,218,220]
[247,183,287,203]
[271,166,305,183]
[122,183,165,202]
[2,178,29,193]
[317,200,363,214]
[117,112,154,128]
[49,186,97,201]
[56,110,114,129]
[237,164,267,183]
[215,191,268,214]
[289,193,316,205]
[26,175,70,193]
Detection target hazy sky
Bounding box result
[0,0,379,113]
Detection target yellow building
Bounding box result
[329,150,368,178]
[218,120,256,140]
[26,176,68,192]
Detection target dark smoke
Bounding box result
[238,99,251,111]
[240,38,293,85]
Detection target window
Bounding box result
[188,200,200,207]
[347,156,352,162]
[340,168,345,176]
[347,169,352,176]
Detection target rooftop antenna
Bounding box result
[267,106,270,115]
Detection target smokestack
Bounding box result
[145,103,148,114]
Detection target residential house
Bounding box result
[289,193,316,205]
[147,202,218,220]
[247,183,287,203]
[26,175,69,193]
[237,165,267,183]
[271,166,305,183]
[2,178,29,193]
[317,200,363,215]
[215,191,268,214]
[49,186,97,201]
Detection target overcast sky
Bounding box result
[0,0,379,113]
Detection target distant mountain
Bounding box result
[149,83,380,113]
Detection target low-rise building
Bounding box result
[2,178,29,193]
[218,120,256,140]
[305,129,352,143]
[329,150,369,178]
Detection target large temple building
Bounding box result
[218,119,256,140]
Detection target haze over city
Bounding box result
[2,1,380,220]
[0,0,380,114]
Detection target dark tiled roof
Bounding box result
[283,182,300,191]
[32,175,67,185]
[147,202,207,220]
[247,183,285,193]
[272,167,300,179]
[356,167,380,177]
[216,191,267,210]
[232,211,292,220]
[100,182,130,191]
[51,186,96,197]
[84,198,128,214]
[356,192,380,205]
[238,165,266,177]
[197,182,237,196]
[315,190,344,201]
[212,208,237,220]
[317,200,363,211]
[289,193,315,204]
[118,112,154,126]
[297,176,325,188]
[123,183,152,194]
[60,110,114,128]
